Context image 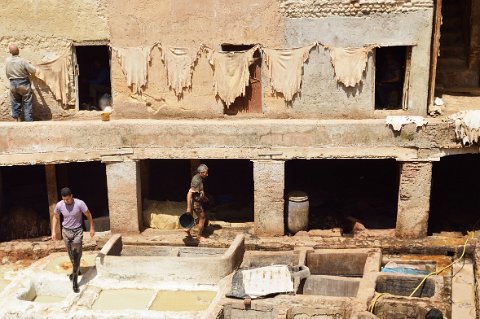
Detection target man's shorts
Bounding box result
[193,200,205,220]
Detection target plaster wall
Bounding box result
[0,0,110,121]
[106,0,433,119]
[275,9,433,117]
[0,0,434,120]
[107,0,284,119]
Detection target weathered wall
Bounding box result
[279,0,433,18]
[396,161,433,238]
[254,160,285,236]
[0,0,109,121]
[272,9,433,117]
[107,0,284,119]
[0,0,434,120]
[0,119,465,166]
[106,161,142,233]
[107,0,433,119]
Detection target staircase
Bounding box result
[436,0,479,92]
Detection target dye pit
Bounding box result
[0,234,476,319]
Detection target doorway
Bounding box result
[375,46,410,110]
[74,45,111,111]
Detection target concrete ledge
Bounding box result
[0,119,466,165]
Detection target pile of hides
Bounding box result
[449,110,480,145]
[385,116,428,131]
[227,265,294,299]
[142,199,185,230]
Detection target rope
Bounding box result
[370,230,476,316]
[408,232,473,298]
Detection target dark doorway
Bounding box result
[75,45,111,111]
[221,44,262,115]
[375,46,408,110]
[56,162,109,231]
[143,160,191,202]
[435,0,479,93]
[202,160,254,223]
[142,159,253,225]
[285,160,400,233]
[0,165,50,241]
[429,154,480,234]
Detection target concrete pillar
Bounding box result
[45,165,61,239]
[396,161,433,238]
[139,160,150,200]
[106,161,142,233]
[253,160,285,236]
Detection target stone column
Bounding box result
[396,161,433,238]
[45,165,61,239]
[253,160,285,236]
[106,161,142,233]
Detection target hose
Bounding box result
[369,230,475,316]
[408,231,473,298]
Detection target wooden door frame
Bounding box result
[428,0,443,111]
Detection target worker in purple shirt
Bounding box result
[51,187,95,293]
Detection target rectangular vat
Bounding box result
[375,274,435,298]
[302,275,360,297]
[92,288,155,310]
[96,234,245,284]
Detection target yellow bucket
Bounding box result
[101,112,110,121]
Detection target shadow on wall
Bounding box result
[340,81,364,98]
[31,79,54,121]
[1,82,54,121]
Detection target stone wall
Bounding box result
[279,0,433,18]
[396,161,433,238]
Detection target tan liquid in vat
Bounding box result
[33,295,64,303]
[149,290,216,312]
[45,254,96,274]
[0,279,10,292]
[92,289,154,310]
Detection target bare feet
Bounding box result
[196,236,206,241]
